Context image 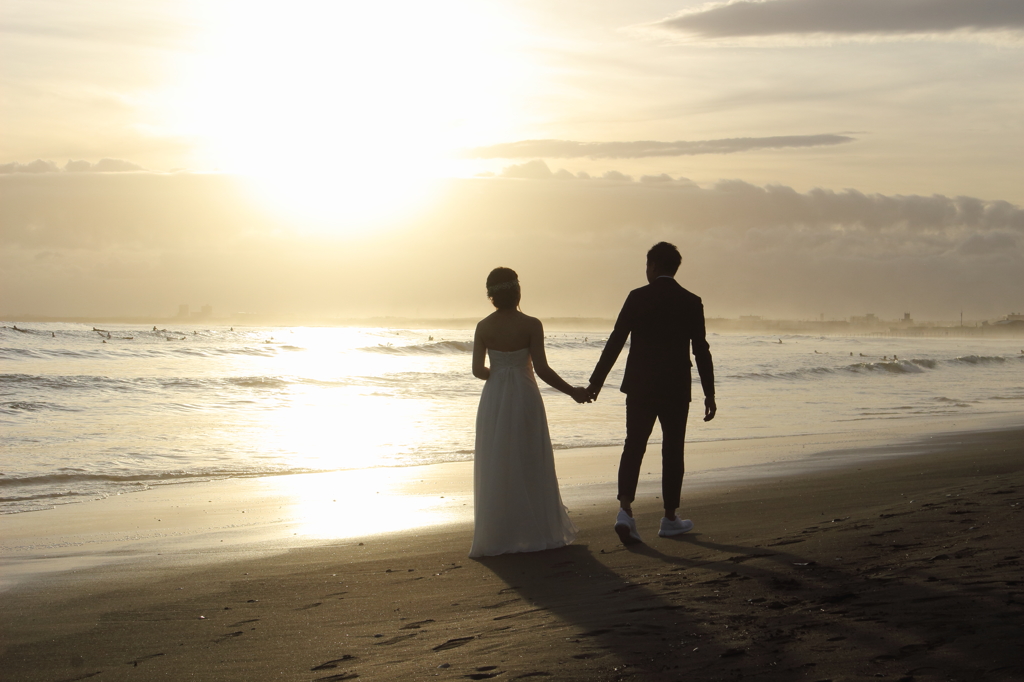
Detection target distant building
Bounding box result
[900,313,913,324]
[1006,313,1024,322]
[850,313,879,325]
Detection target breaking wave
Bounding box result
[361,340,474,355]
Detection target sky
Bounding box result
[2,0,1022,322]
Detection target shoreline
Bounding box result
[0,425,1021,680]
[2,414,1021,593]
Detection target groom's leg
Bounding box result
[657,397,690,513]
[618,394,658,509]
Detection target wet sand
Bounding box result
[1,427,1022,681]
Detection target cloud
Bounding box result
[499,160,597,180]
[601,170,633,182]
[0,160,60,174]
[0,158,146,174]
[466,134,855,159]
[1,172,1021,320]
[66,159,146,173]
[657,0,1024,40]
[438,178,1023,319]
[500,159,555,179]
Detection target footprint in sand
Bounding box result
[432,636,474,651]
[126,653,165,667]
[767,538,805,546]
[400,619,435,630]
[373,633,418,646]
[310,655,356,670]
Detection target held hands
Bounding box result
[570,386,592,404]
[586,382,602,402]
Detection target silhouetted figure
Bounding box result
[469,267,586,557]
[588,242,716,545]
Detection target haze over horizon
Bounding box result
[2,0,1022,323]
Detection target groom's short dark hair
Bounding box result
[647,242,681,275]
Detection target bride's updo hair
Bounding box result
[486,267,521,310]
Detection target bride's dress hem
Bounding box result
[468,535,576,559]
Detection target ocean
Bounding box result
[2,322,1022,514]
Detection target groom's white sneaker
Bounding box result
[658,516,694,537]
[614,509,643,545]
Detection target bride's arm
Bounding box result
[529,319,588,401]
[472,322,490,380]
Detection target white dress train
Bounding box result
[469,348,578,558]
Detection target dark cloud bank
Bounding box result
[1,172,1020,320]
[467,135,854,159]
[660,0,1024,39]
[0,158,146,174]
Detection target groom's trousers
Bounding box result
[617,393,690,510]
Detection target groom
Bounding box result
[587,242,716,544]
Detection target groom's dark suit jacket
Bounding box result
[590,277,714,402]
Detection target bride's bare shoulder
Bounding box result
[519,313,543,329]
[476,311,504,331]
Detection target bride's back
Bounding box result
[477,309,536,352]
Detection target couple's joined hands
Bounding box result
[570,383,602,404]
[570,386,592,404]
[572,386,718,421]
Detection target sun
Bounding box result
[170,0,530,232]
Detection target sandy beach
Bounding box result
[2,426,1022,681]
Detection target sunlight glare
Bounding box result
[175,0,528,232]
[261,468,467,539]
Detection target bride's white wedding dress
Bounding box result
[469,348,578,558]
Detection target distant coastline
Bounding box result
[3,313,1023,337]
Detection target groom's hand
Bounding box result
[586,382,602,401]
[703,396,717,422]
[570,386,592,404]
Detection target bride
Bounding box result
[469,267,589,558]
